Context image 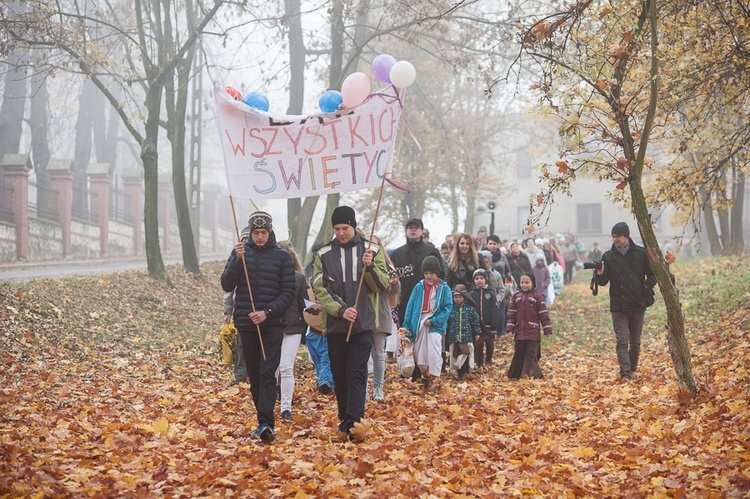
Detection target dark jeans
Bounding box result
[611,311,644,378]
[239,324,283,429]
[498,302,507,336]
[475,332,495,367]
[327,331,373,433]
[564,260,576,284]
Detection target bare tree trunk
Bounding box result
[630,0,695,397]
[284,0,308,255]
[142,82,168,281]
[450,183,459,235]
[0,55,27,160]
[729,164,745,254]
[165,49,200,275]
[72,79,97,216]
[29,73,50,190]
[700,187,723,255]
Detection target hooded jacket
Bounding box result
[401,278,453,340]
[595,238,656,312]
[506,290,552,341]
[221,230,296,330]
[312,233,389,336]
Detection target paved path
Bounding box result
[0,254,225,282]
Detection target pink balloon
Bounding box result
[372,54,397,84]
[341,72,371,108]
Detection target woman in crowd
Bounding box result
[276,241,309,421]
[446,233,483,290]
[370,235,401,401]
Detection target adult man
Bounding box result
[221,211,295,444]
[475,226,488,251]
[485,235,511,281]
[390,217,442,326]
[595,222,656,381]
[313,206,389,442]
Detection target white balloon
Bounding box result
[389,61,416,88]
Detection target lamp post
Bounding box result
[488,201,496,236]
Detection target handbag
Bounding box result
[219,323,237,366]
[396,335,415,378]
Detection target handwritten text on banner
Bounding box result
[215,86,402,200]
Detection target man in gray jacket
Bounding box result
[312,206,389,442]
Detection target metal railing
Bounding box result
[0,183,14,223]
[110,188,132,223]
[72,185,98,223]
[28,181,60,222]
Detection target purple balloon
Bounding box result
[372,54,397,84]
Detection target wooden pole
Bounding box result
[346,173,388,342]
[345,86,408,342]
[229,196,266,360]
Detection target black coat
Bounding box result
[595,239,656,312]
[507,252,532,286]
[390,240,442,325]
[221,231,296,329]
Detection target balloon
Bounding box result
[389,61,416,88]
[341,72,371,108]
[372,54,397,84]
[242,92,269,112]
[319,90,343,113]
[225,86,241,100]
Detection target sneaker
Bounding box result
[457,373,465,381]
[250,427,261,439]
[319,382,333,395]
[228,379,242,387]
[281,410,292,421]
[259,424,275,443]
[373,386,384,401]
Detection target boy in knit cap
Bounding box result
[312,206,389,442]
[401,255,453,392]
[221,212,295,444]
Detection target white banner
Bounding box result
[214,86,403,200]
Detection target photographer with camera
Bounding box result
[593,222,656,381]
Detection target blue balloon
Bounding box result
[319,90,343,113]
[242,92,269,112]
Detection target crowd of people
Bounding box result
[222,210,654,444]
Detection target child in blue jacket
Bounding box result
[402,256,453,392]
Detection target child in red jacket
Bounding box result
[506,272,553,379]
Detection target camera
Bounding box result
[583,259,603,270]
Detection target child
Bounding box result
[469,268,500,369]
[506,272,553,379]
[402,255,453,392]
[446,284,482,381]
[532,255,551,302]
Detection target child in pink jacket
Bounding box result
[506,272,553,379]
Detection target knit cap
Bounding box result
[421,255,441,275]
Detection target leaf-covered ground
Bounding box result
[1,257,749,497]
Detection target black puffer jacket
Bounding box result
[595,239,656,312]
[221,231,296,329]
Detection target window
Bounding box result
[516,151,533,179]
[577,204,601,233]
